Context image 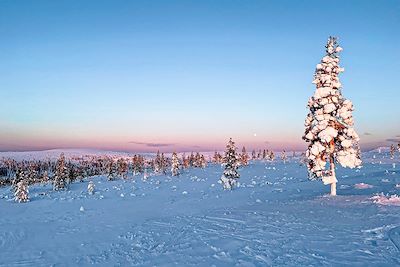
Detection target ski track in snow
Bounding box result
[1,152,400,266]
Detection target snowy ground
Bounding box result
[1,152,400,266]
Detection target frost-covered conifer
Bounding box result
[87,181,95,195]
[281,150,287,163]
[200,155,207,168]
[251,150,256,160]
[14,180,29,203]
[390,145,395,159]
[26,164,38,185]
[220,138,240,190]
[42,171,49,184]
[154,151,162,173]
[240,146,249,166]
[117,158,128,178]
[213,152,222,164]
[171,152,180,176]
[160,153,167,174]
[107,159,117,181]
[12,167,22,189]
[262,149,267,160]
[53,153,69,190]
[269,151,275,161]
[303,37,362,196]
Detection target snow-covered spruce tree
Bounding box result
[390,145,395,159]
[12,167,22,189]
[154,151,162,173]
[171,152,180,176]
[281,150,287,163]
[200,155,207,168]
[220,138,240,190]
[303,36,362,196]
[241,146,249,166]
[268,151,275,161]
[107,159,117,181]
[42,171,49,184]
[14,179,29,203]
[251,149,256,160]
[53,153,69,191]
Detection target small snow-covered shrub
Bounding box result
[14,180,29,203]
[354,183,373,189]
[371,194,400,206]
[87,181,95,195]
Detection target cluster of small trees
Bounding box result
[6,150,214,202]
[181,152,207,169]
[390,144,400,159]
[250,149,275,161]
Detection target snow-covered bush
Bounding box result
[14,180,29,203]
[220,138,240,190]
[371,193,400,206]
[87,181,95,195]
[171,152,180,176]
[303,36,362,196]
[354,183,373,189]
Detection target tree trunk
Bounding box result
[330,161,337,196]
[330,140,337,196]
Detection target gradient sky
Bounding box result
[0,0,399,152]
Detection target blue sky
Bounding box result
[0,0,399,152]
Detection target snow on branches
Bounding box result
[14,180,29,203]
[220,138,240,190]
[53,153,69,191]
[171,152,180,176]
[303,37,361,190]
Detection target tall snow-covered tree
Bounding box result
[220,138,240,190]
[171,152,180,176]
[53,153,69,190]
[303,36,362,196]
[14,179,29,203]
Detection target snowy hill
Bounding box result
[1,155,400,266]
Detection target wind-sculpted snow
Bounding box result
[0,153,399,266]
